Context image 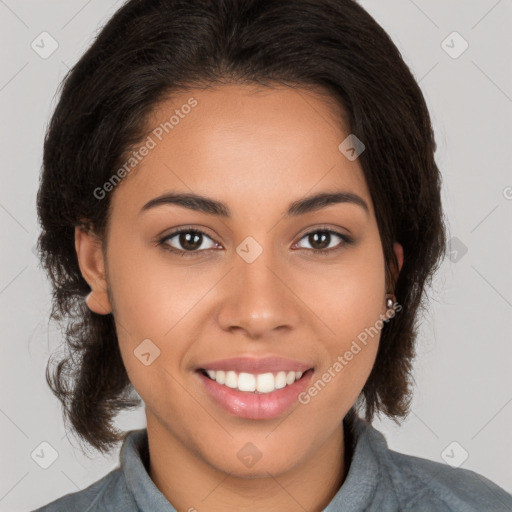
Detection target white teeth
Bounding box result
[275,371,287,389]
[203,368,307,393]
[216,370,225,385]
[225,371,238,389]
[256,372,275,393]
[238,372,256,392]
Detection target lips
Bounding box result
[196,356,313,374]
[194,355,315,420]
[196,368,314,420]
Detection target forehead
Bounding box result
[110,84,373,219]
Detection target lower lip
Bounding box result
[196,369,314,420]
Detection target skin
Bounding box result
[75,84,403,512]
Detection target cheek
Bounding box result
[104,236,202,391]
[299,235,386,340]
[298,236,386,402]
[106,235,202,338]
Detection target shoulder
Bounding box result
[30,467,132,512]
[386,448,512,511]
[30,429,149,512]
[359,421,512,511]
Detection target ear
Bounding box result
[75,226,112,315]
[392,242,404,282]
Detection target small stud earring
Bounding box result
[385,293,396,310]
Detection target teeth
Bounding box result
[216,370,225,385]
[203,369,305,393]
[257,372,276,393]
[238,372,256,392]
[275,371,287,390]
[225,371,238,389]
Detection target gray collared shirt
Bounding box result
[32,417,512,511]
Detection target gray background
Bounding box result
[1,1,511,510]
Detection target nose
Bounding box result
[216,245,301,339]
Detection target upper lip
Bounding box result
[197,356,313,374]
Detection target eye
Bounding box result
[158,228,220,257]
[157,227,353,258]
[294,229,352,255]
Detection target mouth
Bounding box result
[195,367,314,420]
[197,368,313,394]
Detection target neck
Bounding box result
[146,412,350,512]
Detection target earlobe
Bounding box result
[85,290,112,315]
[75,226,112,315]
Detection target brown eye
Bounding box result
[159,229,219,256]
[295,229,352,255]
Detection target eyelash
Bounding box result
[157,227,353,258]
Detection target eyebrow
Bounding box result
[140,190,369,218]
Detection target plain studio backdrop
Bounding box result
[1,1,511,510]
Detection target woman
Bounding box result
[32,0,512,510]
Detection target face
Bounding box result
[76,84,402,478]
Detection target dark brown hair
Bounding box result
[37,0,446,454]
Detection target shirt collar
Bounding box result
[121,428,178,511]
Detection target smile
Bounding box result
[196,368,314,420]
